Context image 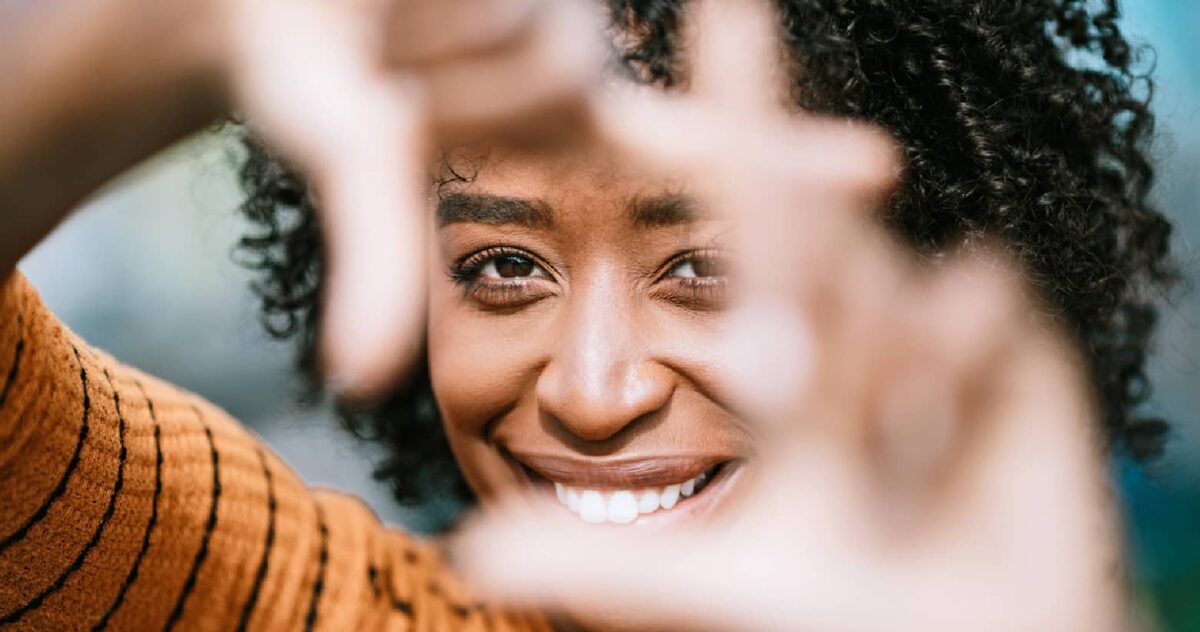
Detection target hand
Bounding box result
[454,252,1119,632]
[450,3,1123,631]
[222,0,604,398]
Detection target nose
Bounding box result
[536,283,674,443]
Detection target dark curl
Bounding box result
[236,0,1177,524]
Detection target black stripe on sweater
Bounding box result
[0,345,90,553]
[91,380,163,631]
[0,366,128,625]
[302,500,330,632]
[163,406,221,632]
[0,313,23,409]
[383,566,414,616]
[392,598,414,616]
[234,448,277,632]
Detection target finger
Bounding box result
[948,322,1119,632]
[620,113,899,306]
[421,0,604,145]
[384,0,542,66]
[919,245,1030,387]
[451,509,821,632]
[455,523,718,629]
[316,102,430,399]
[592,88,901,311]
[861,249,1025,511]
[591,0,902,297]
[598,0,900,329]
[881,247,1032,482]
[687,0,784,114]
[880,249,1119,630]
[591,87,899,197]
[227,0,434,397]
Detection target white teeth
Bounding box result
[607,491,639,524]
[550,467,716,524]
[579,490,606,523]
[660,484,680,509]
[637,490,659,514]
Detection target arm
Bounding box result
[0,0,229,278]
[0,271,347,629]
[0,273,552,630]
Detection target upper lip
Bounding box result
[509,452,730,488]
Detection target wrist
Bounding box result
[0,0,238,271]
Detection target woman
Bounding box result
[238,0,1176,518]
[0,0,1175,630]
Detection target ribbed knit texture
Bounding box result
[0,272,551,631]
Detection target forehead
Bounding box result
[433,145,701,228]
[438,145,664,200]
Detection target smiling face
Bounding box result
[427,144,754,529]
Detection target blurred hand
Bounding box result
[450,3,1123,631]
[223,0,604,398]
[453,242,1120,632]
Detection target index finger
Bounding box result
[316,96,431,399]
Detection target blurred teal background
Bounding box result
[13,2,1200,628]
[1117,5,1200,630]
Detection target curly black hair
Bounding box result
[236,0,1177,526]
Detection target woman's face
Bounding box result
[427,145,754,528]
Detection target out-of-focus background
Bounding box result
[15,4,1200,629]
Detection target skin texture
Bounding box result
[425,144,771,630]
[428,146,752,502]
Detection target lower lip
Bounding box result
[531,461,746,529]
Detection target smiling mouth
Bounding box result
[507,452,740,525]
[551,462,726,524]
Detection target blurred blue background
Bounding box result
[1115,4,1200,630]
[14,3,1200,628]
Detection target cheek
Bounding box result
[426,282,551,437]
[427,282,557,500]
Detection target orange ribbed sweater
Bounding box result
[0,272,551,631]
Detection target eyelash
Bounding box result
[448,247,731,310]
[448,246,557,308]
[655,249,730,310]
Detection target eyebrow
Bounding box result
[629,194,703,227]
[436,192,554,228]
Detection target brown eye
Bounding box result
[481,254,545,279]
[494,255,534,278]
[656,250,731,311]
[667,255,726,279]
[449,246,557,309]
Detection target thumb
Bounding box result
[449,509,757,631]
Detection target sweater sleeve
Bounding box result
[0,272,550,632]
